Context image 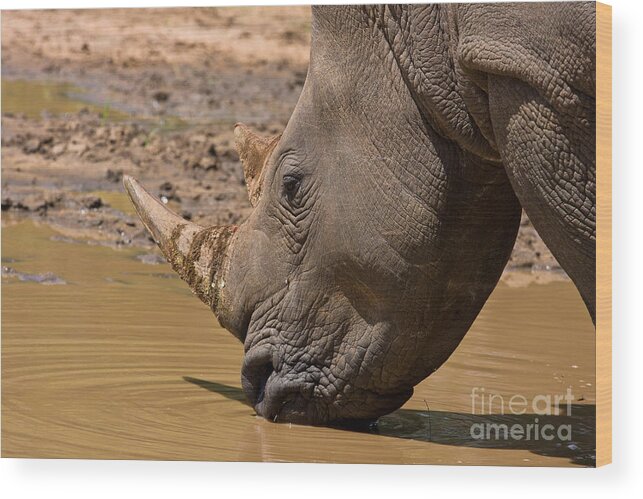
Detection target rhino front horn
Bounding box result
[234,123,280,206]
[123,175,237,313]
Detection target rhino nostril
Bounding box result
[254,362,274,405]
[241,344,275,406]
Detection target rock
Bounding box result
[67,140,88,155]
[82,196,103,210]
[152,90,170,103]
[158,181,180,202]
[108,127,124,144]
[51,143,66,156]
[159,181,174,193]
[22,193,61,212]
[43,64,61,73]
[2,197,28,211]
[2,198,13,211]
[50,235,80,244]
[2,266,66,285]
[105,169,123,183]
[188,134,207,145]
[94,126,109,140]
[23,138,41,154]
[185,143,219,173]
[22,271,66,285]
[281,30,305,44]
[136,253,166,265]
[199,155,217,171]
[2,266,16,277]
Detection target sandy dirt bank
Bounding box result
[1,7,563,278]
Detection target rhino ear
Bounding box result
[234,123,280,206]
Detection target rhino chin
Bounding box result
[252,375,413,426]
[267,391,413,427]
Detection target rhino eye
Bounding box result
[282,174,301,200]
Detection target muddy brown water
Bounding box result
[2,219,595,466]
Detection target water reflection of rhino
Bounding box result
[126,4,597,426]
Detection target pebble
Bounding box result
[136,253,166,265]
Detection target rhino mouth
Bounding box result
[240,340,413,425]
[241,342,315,422]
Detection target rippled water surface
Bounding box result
[2,220,596,466]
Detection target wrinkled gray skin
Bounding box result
[125,3,595,426]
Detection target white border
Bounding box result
[1,0,641,496]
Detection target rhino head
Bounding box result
[125,7,522,426]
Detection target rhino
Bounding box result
[124,3,596,425]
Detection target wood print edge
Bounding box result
[596,0,612,468]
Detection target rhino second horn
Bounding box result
[123,175,237,313]
[234,123,280,206]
